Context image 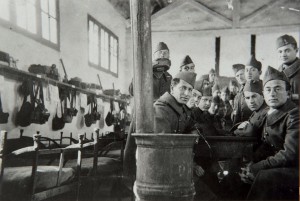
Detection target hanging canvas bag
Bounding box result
[52,101,65,130]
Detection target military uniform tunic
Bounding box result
[247,100,299,200]
[231,84,253,125]
[278,58,300,101]
[154,92,195,133]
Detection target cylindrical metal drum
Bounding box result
[132,133,198,201]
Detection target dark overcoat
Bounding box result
[278,58,300,103]
[247,100,299,200]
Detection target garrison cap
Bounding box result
[154,42,169,53]
[202,86,212,96]
[244,80,263,95]
[276,34,297,49]
[229,79,238,87]
[221,86,230,94]
[180,55,194,67]
[209,68,216,74]
[263,66,290,86]
[246,55,262,71]
[174,71,196,88]
[194,80,203,93]
[212,84,220,93]
[232,64,245,74]
[212,96,221,104]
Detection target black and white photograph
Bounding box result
[0,0,299,200]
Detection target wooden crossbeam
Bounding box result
[151,0,188,22]
[189,0,232,26]
[240,0,284,24]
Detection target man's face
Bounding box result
[229,84,238,94]
[153,50,170,60]
[198,96,213,111]
[209,73,216,83]
[235,69,246,85]
[171,79,193,104]
[180,63,195,72]
[192,89,202,106]
[244,91,264,111]
[212,90,221,97]
[263,80,289,108]
[203,80,211,89]
[277,44,298,64]
[245,66,261,81]
[221,92,229,102]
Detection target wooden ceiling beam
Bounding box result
[240,0,285,24]
[189,0,232,26]
[232,0,240,28]
[152,24,300,37]
[151,0,188,22]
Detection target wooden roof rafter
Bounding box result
[240,0,285,24]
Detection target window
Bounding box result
[0,0,59,49]
[88,15,119,76]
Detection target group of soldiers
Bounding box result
[124,34,299,200]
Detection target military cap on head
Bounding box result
[244,80,263,95]
[202,86,212,96]
[276,34,297,49]
[263,66,290,86]
[212,84,220,93]
[229,79,238,87]
[174,71,196,88]
[232,64,245,74]
[194,80,203,93]
[209,68,216,74]
[180,55,194,67]
[154,42,169,53]
[212,96,221,104]
[221,86,230,94]
[246,55,262,71]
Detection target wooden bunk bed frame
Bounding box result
[0,130,84,201]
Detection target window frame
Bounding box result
[88,14,119,77]
[0,0,60,51]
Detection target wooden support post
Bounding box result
[251,34,256,57]
[0,131,7,198]
[215,37,221,76]
[130,0,154,133]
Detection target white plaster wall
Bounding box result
[0,0,130,139]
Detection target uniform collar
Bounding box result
[157,92,188,115]
[266,99,296,126]
[279,58,300,78]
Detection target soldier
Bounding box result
[220,86,233,131]
[197,69,218,89]
[240,66,299,200]
[231,64,253,125]
[179,55,195,72]
[233,80,268,137]
[228,79,239,107]
[245,55,262,82]
[277,34,299,102]
[125,42,172,178]
[212,84,221,98]
[154,71,197,133]
[186,80,203,109]
[128,41,172,101]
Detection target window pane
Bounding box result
[0,0,9,20]
[27,3,36,33]
[42,12,50,40]
[41,0,48,12]
[16,1,27,29]
[49,0,56,17]
[50,17,57,43]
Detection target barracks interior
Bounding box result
[0,0,299,201]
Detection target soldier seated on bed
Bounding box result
[240,66,299,200]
